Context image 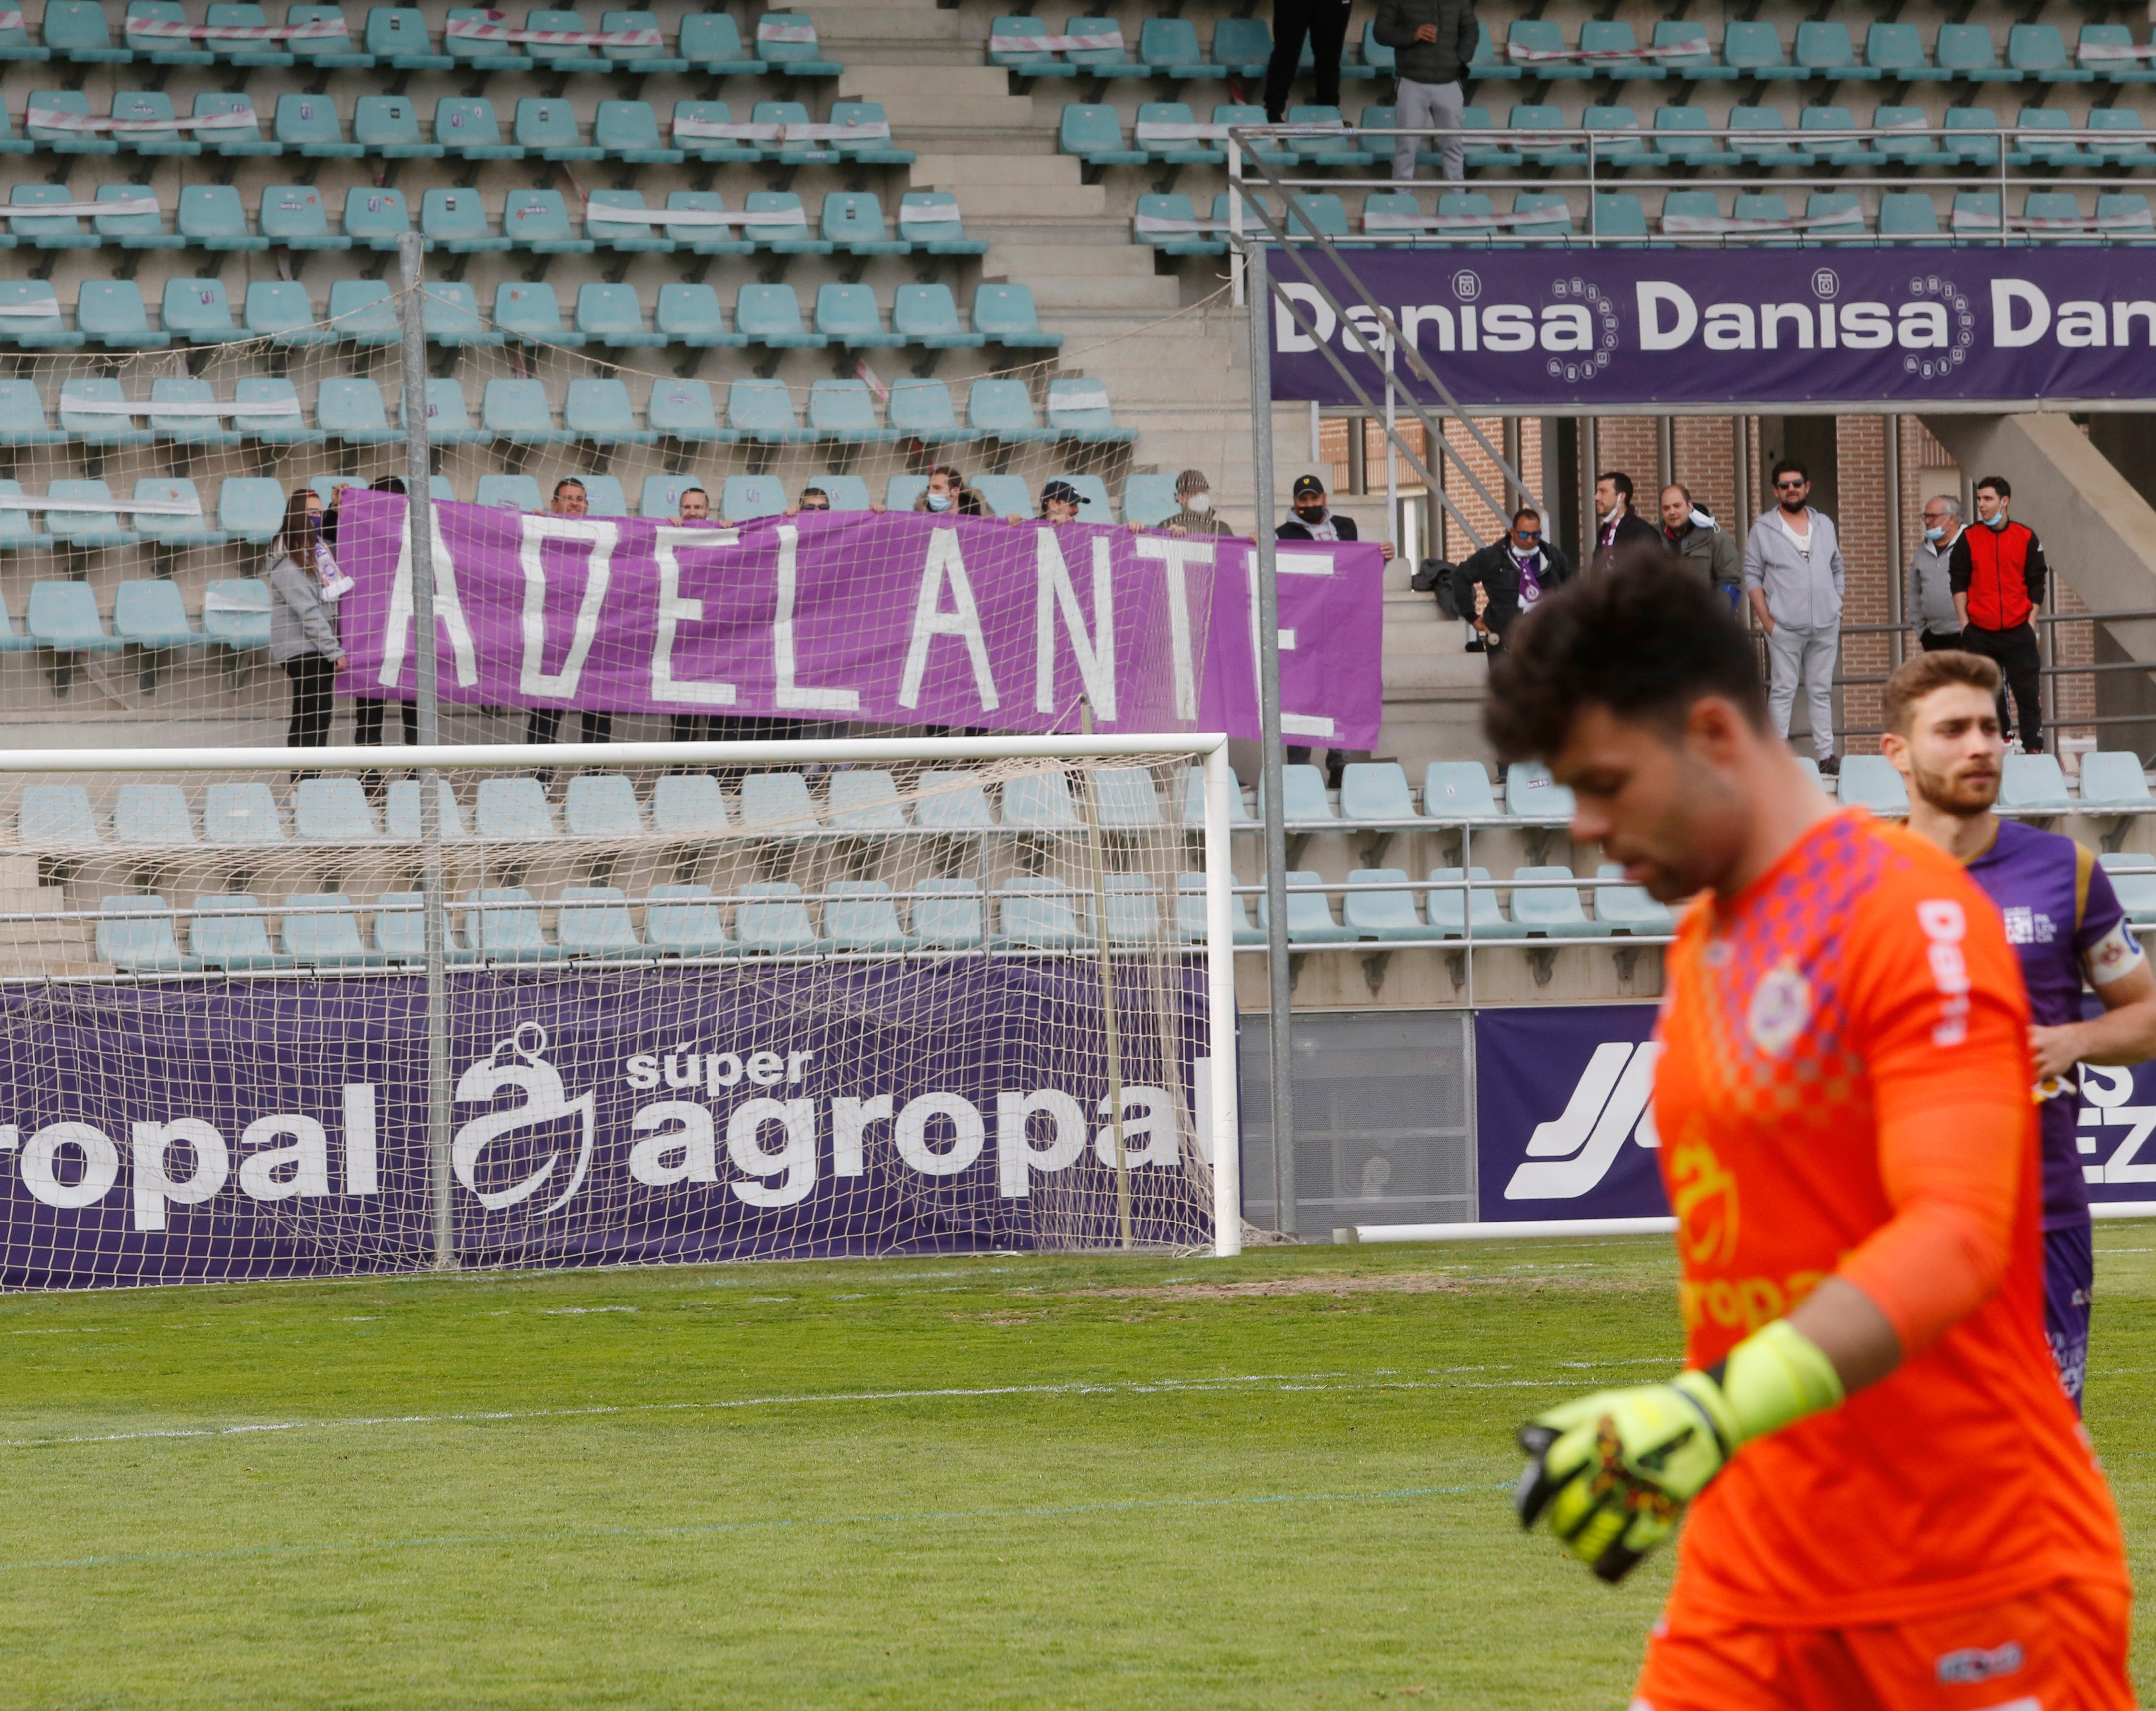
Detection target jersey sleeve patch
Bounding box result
[2084,918,2145,988]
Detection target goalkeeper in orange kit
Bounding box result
[1486,558,2133,1711]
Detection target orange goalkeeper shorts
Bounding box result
[1633,1577,2135,1711]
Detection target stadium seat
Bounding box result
[1509,867,1594,938]
[647,377,723,442]
[594,98,680,163]
[2084,25,2156,86]
[557,886,643,959]
[1836,755,1909,814]
[381,779,469,844]
[100,896,199,973]
[721,473,788,520]
[259,183,342,248]
[371,893,459,965]
[1426,866,1522,941]
[908,879,981,950]
[1729,105,1802,166]
[1580,18,1656,80]
[78,280,163,350]
[1580,105,1656,168]
[1878,191,1944,244]
[97,182,179,248]
[495,281,576,346]
[1344,868,1424,941]
[899,192,984,255]
[1504,761,1575,821]
[738,771,819,832]
[1045,378,1132,443]
[462,888,552,964]
[823,769,905,830]
[971,285,1060,349]
[806,379,890,442]
[1000,772,1080,831]
[1056,474,1112,523]
[1799,106,1873,168]
[48,480,136,547]
[564,377,653,446]
[200,574,270,644]
[112,575,204,646]
[20,785,97,844]
[0,383,57,447]
[1591,193,1650,245]
[483,379,570,446]
[1795,20,1872,81]
[474,777,558,842]
[585,188,669,254]
[1337,763,1418,825]
[1134,101,1222,166]
[281,895,374,966]
[1594,865,1674,934]
[1099,876,1163,947]
[348,93,436,160]
[436,95,517,160]
[821,881,913,953]
[133,479,224,549]
[575,282,662,350]
[514,96,596,160]
[1141,17,1217,78]
[2012,24,2088,84]
[1060,101,1143,169]
[812,284,895,349]
[889,284,979,350]
[1212,16,1272,76]
[1255,764,1335,825]
[60,378,144,447]
[886,379,968,445]
[737,882,820,955]
[967,378,1048,442]
[736,284,821,348]
[1654,105,1737,167]
[671,97,755,163]
[1121,473,1177,527]
[649,774,728,838]
[1256,870,1353,944]
[2101,855,2156,927]
[113,782,194,844]
[2087,111,2156,169]
[1178,873,1261,946]
[821,191,906,257]
[319,377,397,445]
[1867,22,1944,81]
[1937,23,2012,83]
[9,183,95,249]
[1999,752,2075,813]
[200,781,286,845]
[293,779,381,842]
[998,877,1090,950]
[754,11,837,76]
[1723,20,1798,79]
[727,380,804,445]
[914,769,995,830]
[1650,19,1723,78]
[2080,752,2156,810]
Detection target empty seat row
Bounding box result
[3,92,902,163]
[0,575,266,647]
[0,271,1041,351]
[4,5,836,76]
[97,869,1225,972]
[0,185,978,259]
[1835,752,2156,818]
[989,13,1385,81]
[1259,865,1674,946]
[19,766,1243,849]
[1158,186,2156,250]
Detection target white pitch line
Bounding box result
[0,1367,1654,1451]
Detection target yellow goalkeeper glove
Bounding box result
[1514,1318,1844,1583]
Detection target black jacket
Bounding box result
[1372,0,1478,87]
[1458,537,1574,638]
[1591,508,1660,575]
[1277,512,1360,543]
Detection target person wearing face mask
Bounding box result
[1590,471,1659,575]
[1456,506,1573,657]
[1275,474,1394,558]
[1908,494,1967,654]
[1162,469,1235,537]
[1950,475,2050,754]
[913,465,987,518]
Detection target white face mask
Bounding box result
[1924,524,1946,543]
[926,490,952,513]
[1986,509,2009,530]
[1183,492,1211,515]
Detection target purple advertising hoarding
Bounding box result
[0,964,1212,1289]
[333,492,1386,751]
[1267,249,2156,410]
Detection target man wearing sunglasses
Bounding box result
[1456,506,1573,657]
[1743,458,1846,777]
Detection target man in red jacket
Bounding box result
[1949,474,2051,753]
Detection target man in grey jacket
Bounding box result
[1743,458,1846,775]
[1909,494,1966,652]
[1373,0,1476,183]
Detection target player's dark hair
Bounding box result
[1770,458,1808,486]
[1597,470,1633,502]
[1977,473,2011,499]
[1483,553,1770,763]
[1881,650,2003,736]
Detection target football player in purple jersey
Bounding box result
[1882,650,2156,1409]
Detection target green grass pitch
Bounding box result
[1,1228,2152,1707]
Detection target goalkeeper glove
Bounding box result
[1514,1317,1844,1583]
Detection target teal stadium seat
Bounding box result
[201,575,270,643]
[294,778,381,841]
[557,887,643,958]
[1257,870,1354,944]
[899,191,984,254]
[578,282,663,348]
[722,473,788,520]
[179,903,285,982]
[595,98,681,164]
[1344,868,1425,941]
[737,882,821,955]
[1836,755,1910,815]
[565,376,654,444]
[113,575,205,645]
[281,895,374,966]
[888,378,968,441]
[260,183,343,248]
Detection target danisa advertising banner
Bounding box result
[336,491,1386,750]
[0,965,1212,1289]
[1268,250,2156,409]
[1475,1003,2156,1225]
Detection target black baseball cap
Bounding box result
[1041,479,1081,506]
[1292,474,1326,500]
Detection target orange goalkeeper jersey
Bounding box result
[1654,810,2128,1627]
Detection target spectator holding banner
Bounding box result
[1163,469,1240,538]
[525,476,612,753]
[1951,475,2050,754]
[1373,0,1474,184]
[267,485,346,762]
[1743,458,1846,777]
[913,465,989,519]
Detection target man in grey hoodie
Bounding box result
[1373,0,1476,182]
[1743,458,1846,775]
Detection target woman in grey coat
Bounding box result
[266,485,347,753]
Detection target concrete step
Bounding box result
[985,242,1162,280]
[1018,274,1182,310]
[910,152,1091,188]
[836,67,1032,127]
[938,183,1108,218]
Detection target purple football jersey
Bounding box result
[1966,819,2137,1229]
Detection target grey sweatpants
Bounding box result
[1394,77,1464,183]
[1766,620,1839,761]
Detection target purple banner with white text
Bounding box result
[1268,248,2156,410]
[0,963,1214,1289]
[333,492,1384,750]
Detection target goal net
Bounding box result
[0,738,1241,1288]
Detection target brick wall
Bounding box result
[1837,415,1890,753]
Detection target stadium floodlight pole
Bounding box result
[1078,699,1133,1250]
[396,230,453,1271]
[1243,239,1297,1237]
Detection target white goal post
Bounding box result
[0,733,1242,1285]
